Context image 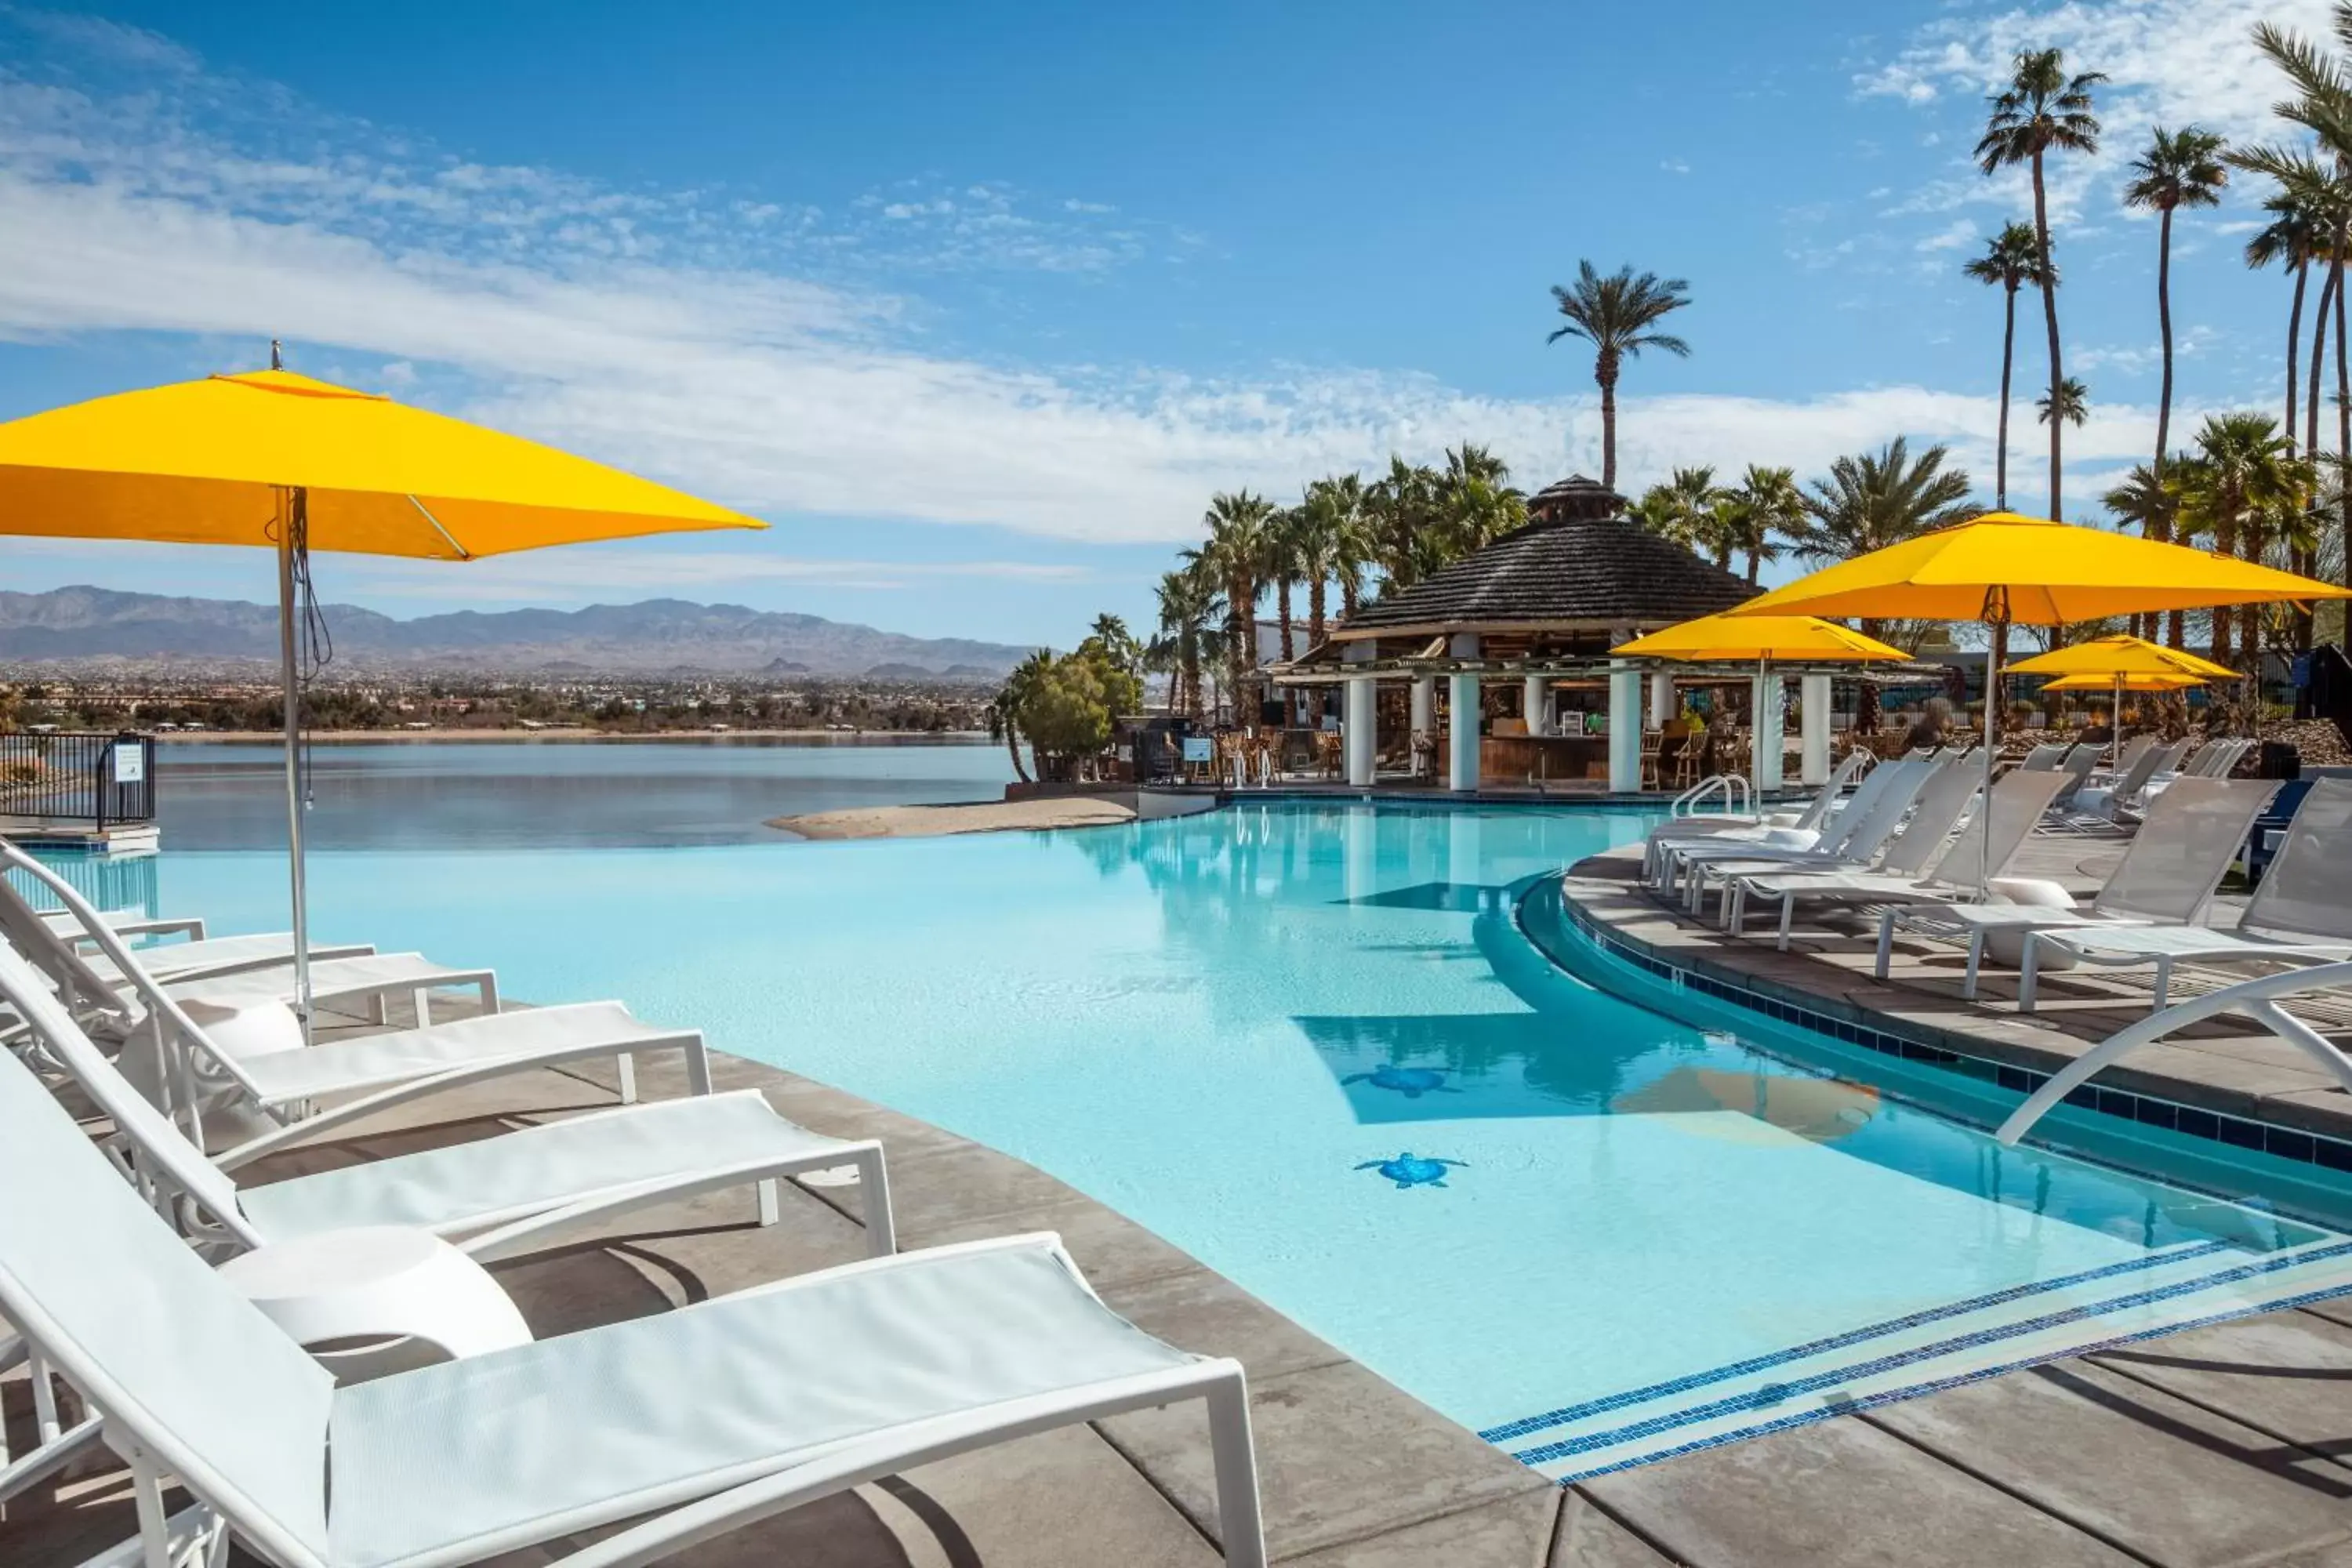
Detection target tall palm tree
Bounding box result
[2124,125,2229,584]
[1785,439,1976,731]
[2245,191,2320,463]
[1976,49,2105,524]
[1323,474,1375,619]
[1962,222,2054,510]
[1728,463,1803,585]
[1544,261,1693,490]
[1291,477,1357,647]
[1265,508,1304,665]
[1366,456,1439,592]
[2035,376,2089,431]
[1196,490,1278,721]
[1432,443,1528,560]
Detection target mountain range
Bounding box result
[0,587,1036,680]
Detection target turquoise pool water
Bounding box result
[87,797,2352,1476]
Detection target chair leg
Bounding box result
[2020,939,2041,1014]
[1207,1372,1269,1568]
[1963,931,1985,1000]
[855,1145,896,1256]
[1876,911,1896,978]
[616,1052,638,1105]
[2153,956,2170,1012]
[1777,895,1796,951]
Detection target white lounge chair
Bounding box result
[2069,738,2187,823]
[0,843,497,1038]
[1719,760,1982,937]
[35,904,206,941]
[1996,959,2352,1146]
[0,1022,1267,1568]
[1639,750,1871,878]
[2016,776,2352,1013]
[2045,746,2101,811]
[1669,760,1944,916]
[1726,768,2076,953]
[1649,756,1917,895]
[1881,778,2281,1000]
[2016,742,2074,773]
[0,940,898,1262]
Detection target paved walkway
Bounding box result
[16,933,2352,1564]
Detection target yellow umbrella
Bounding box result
[2007,633,2234,681]
[2009,634,2234,764]
[2037,670,2204,691]
[0,356,766,1033]
[1727,511,2350,887]
[1613,614,1911,786]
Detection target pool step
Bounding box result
[1490,1238,2352,1482]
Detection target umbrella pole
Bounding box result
[276,486,314,1047]
[2111,676,2122,767]
[1979,604,2005,895]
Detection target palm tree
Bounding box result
[1324,474,1375,619]
[2102,463,2190,648]
[1432,443,1528,560]
[1976,49,2105,523]
[2174,413,2312,670]
[2245,192,2320,460]
[1366,456,1439,592]
[2124,125,2228,567]
[1545,261,1693,490]
[1728,463,1803,585]
[989,648,1055,782]
[2035,376,2089,430]
[1151,567,1220,719]
[1962,223,2053,510]
[1786,439,1976,730]
[1196,490,1278,721]
[1265,508,1303,666]
[1291,479,1350,647]
[1632,466,1730,565]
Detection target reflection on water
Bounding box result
[155,739,1014,850]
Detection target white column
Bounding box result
[1521,674,1549,737]
[1801,673,1832,786]
[1410,677,1434,735]
[1648,671,1675,727]
[1344,676,1376,786]
[1609,660,1642,792]
[1756,674,1787,793]
[1447,634,1480,793]
[1448,675,1480,792]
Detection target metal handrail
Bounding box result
[1670,773,1752,818]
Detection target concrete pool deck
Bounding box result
[16,961,2352,1563]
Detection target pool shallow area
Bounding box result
[107,800,2352,1477]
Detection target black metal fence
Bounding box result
[0,731,157,827]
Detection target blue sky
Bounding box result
[0,0,2326,648]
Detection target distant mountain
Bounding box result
[0,586,1036,680]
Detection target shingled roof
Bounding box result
[1334,476,1757,640]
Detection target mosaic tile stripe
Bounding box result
[1549,1271,2352,1483]
[1510,1237,2352,1466]
[1532,880,2352,1175]
[1476,1238,2234,1443]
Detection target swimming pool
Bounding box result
[88,799,2352,1477]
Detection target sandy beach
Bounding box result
[770,796,1141,840]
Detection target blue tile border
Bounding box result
[1547,1269,2352,1483]
[1508,1237,2352,1466]
[1538,878,2352,1178]
[1476,1239,2234,1444]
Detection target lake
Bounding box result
[153,738,1016,850]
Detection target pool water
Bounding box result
[89,797,2352,1476]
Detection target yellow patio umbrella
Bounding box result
[1613,614,1911,786]
[2009,634,2234,763]
[2036,670,2205,691]
[0,354,765,1033]
[1726,511,2350,887]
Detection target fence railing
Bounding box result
[0,731,157,828]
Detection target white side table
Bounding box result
[218,1227,532,1374]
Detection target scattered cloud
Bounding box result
[1660,158,1691,175]
[1916,218,1977,252]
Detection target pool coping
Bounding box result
[1546,847,2352,1176]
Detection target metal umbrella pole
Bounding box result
[274,485,314,1047]
[1978,592,2007,895]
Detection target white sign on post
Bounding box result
[111,740,145,784]
[1181,736,1213,764]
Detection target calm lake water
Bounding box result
[154,739,1015,850]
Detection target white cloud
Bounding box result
[0,10,2186,554]
[1916,218,1978,252]
[1660,158,1691,175]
